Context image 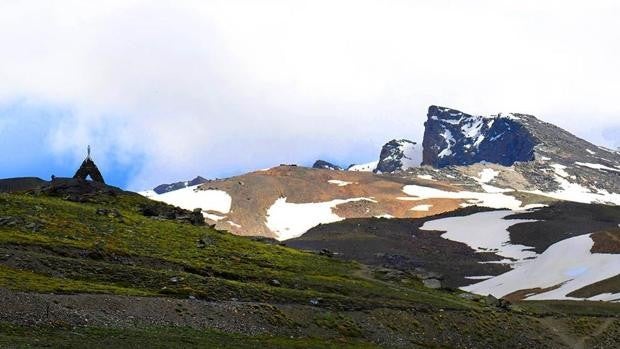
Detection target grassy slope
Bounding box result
[0,191,618,348]
[0,192,470,310]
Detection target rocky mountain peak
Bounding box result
[153,176,209,194]
[312,160,343,170]
[375,139,422,173]
[422,105,538,168]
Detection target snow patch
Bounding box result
[411,204,433,211]
[227,221,242,228]
[398,141,423,169]
[523,171,620,205]
[476,169,499,183]
[575,162,620,173]
[417,175,436,181]
[438,129,455,158]
[348,161,378,172]
[148,185,232,214]
[465,276,494,280]
[204,212,226,221]
[420,211,538,264]
[266,197,377,240]
[463,234,620,301]
[328,180,354,187]
[401,185,533,210]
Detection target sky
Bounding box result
[0,0,619,190]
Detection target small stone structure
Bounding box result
[73,146,105,183]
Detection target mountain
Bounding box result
[145,166,473,239]
[152,176,209,194]
[422,105,620,197]
[145,106,619,241]
[312,160,343,170]
[141,105,620,304]
[338,139,422,174]
[375,139,422,173]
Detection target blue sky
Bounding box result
[1,1,619,190]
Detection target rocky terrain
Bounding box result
[288,202,620,302]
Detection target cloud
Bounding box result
[0,0,619,189]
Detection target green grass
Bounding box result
[0,323,379,349]
[0,192,473,310]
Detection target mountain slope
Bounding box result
[288,202,620,302]
[3,185,610,348]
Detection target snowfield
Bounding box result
[523,164,620,205]
[401,184,541,210]
[266,197,377,241]
[145,185,232,214]
[420,211,538,264]
[423,210,620,301]
[463,234,620,302]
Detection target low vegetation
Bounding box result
[0,190,618,348]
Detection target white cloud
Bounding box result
[0,0,619,189]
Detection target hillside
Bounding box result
[1,186,620,348]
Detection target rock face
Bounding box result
[375,139,422,173]
[312,160,343,171]
[422,105,620,195]
[153,176,209,194]
[422,106,537,168]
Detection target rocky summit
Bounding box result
[375,139,422,173]
[153,176,210,194]
[422,105,537,168]
[312,160,343,170]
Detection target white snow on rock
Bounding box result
[420,210,538,264]
[411,204,433,211]
[465,276,494,280]
[328,180,354,187]
[470,168,514,194]
[463,234,620,301]
[575,162,620,173]
[476,169,499,183]
[586,149,597,155]
[438,129,455,158]
[146,185,232,214]
[204,212,226,221]
[375,213,395,219]
[227,221,242,228]
[398,141,423,169]
[550,164,570,178]
[417,174,436,181]
[348,161,379,172]
[401,184,539,210]
[524,168,620,205]
[266,197,377,240]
